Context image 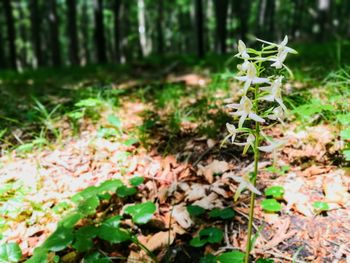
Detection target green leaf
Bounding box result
[313,201,330,212]
[189,237,207,247]
[71,186,98,203]
[107,115,122,130]
[124,202,156,224]
[217,251,245,263]
[75,98,102,108]
[72,226,97,252]
[129,176,144,187]
[26,248,48,263]
[187,205,206,216]
[59,213,83,228]
[83,251,111,263]
[78,196,100,215]
[98,179,123,193]
[264,186,284,199]
[256,258,274,263]
[97,225,130,244]
[103,215,122,227]
[200,227,224,244]
[341,128,350,140]
[199,254,216,263]
[0,243,22,263]
[124,138,139,146]
[116,185,137,198]
[42,226,74,252]
[209,208,235,219]
[344,150,350,161]
[261,199,282,212]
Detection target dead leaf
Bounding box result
[323,171,349,205]
[198,160,229,183]
[172,204,193,229]
[143,231,175,252]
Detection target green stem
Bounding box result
[245,80,261,263]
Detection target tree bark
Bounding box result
[3,0,17,69]
[156,0,164,55]
[235,0,250,42]
[0,19,5,69]
[137,0,151,57]
[195,0,204,57]
[213,0,229,54]
[48,0,61,67]
[94,0,107,63]
[29,0,43,67]
[113,0,121,62]
[67,0,79,65]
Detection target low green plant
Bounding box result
[224,36,296,262]
[26,177,158,263]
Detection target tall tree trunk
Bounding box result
[113,0,121,62]
[29,0,43,67]
[317,0,330,41]
[94,0,107,63]
[235,0,250,42]
[3,0,17,69]
[0,19,5,68]
[48,0,61,67]
[195,0,204,57]
[264,0,275,40]
[213,0,229,54]
[18,5,28,68]
[291,0,303,39]
[81,0,90,64]
[137,0,151,57]
[156,0,164,55]
[67,0,79,65]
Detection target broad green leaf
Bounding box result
[124,138,139,146]
[313,201,329,212]
[129,176,144,187]
[0,243,22,263]
[209,208,235,219]
[72,226,97,252]
[97,225,130,244]
[124,202,156,224]
[341,128,350,140]
[261,199,282,212]
[116,185,137,198]
[83,251,111,263]
[200,227,224,243]
[98,179,123,193]
[199,254,216,263]
[256,258,274,263]
[26,248,48,263]
[42,226,74,252]
[107,115,122,130]
[103,215,122,227]
[264,186,284,199]
[71,186,98,203]
[187,205,206,216]
[59,213,83,228]
[217,251,245,263]
[189,237,207,247]
[78,196,100,215]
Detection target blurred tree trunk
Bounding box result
[94,0,107,63]
[67,0,79,65]
[234,0,251,42]
[156,0,164,55]
[18,4,28,68]
[291,0,303,39]
[48,0,61,67]
[3,0,17,69]
[81,0,90,64]
[195,0,204,57]
[264,0,275,40]
[213,0,229,54]
[317,0,330,41]
[29,0,43,67]
[137,0,151,57]
[0,21,5,68]
[113,0,121,62]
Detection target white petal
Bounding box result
[276,98,287,111]
[226,103,240,109]
[252,77,270,84]
[260,94,275,102]
[235,76,248,82]
[249,113,265,123]
[226,123,236,134]
[238,113,248,128]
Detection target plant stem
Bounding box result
[245,83,261,263]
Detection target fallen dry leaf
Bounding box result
[143,231,175,252]
[197,160,230,183]
[172,204,193,229]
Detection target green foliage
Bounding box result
[0,243,22,263]
[265,165,289,176]
[217,251,245,263]
[261,199,282,213]
[129,176,144,187]
[264,186,284,200]
[124,202,156,224]
[190,227,224,247]
[208,207,235,219]
[187,205,206,217]
[313,201,330,213]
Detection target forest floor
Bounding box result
[0,43,350,262]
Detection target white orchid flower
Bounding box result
[267,106,285,124]
[258,139,286,152]
[234,134,255,155]
[226,123,238,143]
[237,59,250,72]
[227,96,265,128]
[235,40,250,59]
[260,77,287,111]
[270,50,288,69]
[225,173,262,201]
[235,63,270,94]
[257,35,297,55]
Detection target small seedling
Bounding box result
[312,201,330,214]
[264,185,284,200]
